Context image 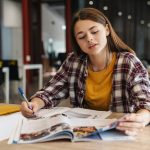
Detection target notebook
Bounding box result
[0,104,20,115]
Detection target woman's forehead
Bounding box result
[74,20,102,33]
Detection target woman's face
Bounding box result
[74,20,110,56]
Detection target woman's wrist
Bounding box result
[31,97,45,110]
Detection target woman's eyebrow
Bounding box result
[89,26,97,30]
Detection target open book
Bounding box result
[8,107,134,144]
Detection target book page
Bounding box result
[35,107,112,119]
[13,114,72,143]
[0,112,21,141]
[64,108,112,119]
[35,107,71,118]
[69,118,117,139]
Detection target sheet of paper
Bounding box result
[0,112,21,141]
[69,118,116,128]
[64,108,112,119]
[35,107,112,119]
[35,107,71,118]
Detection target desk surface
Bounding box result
[0,113,150,150]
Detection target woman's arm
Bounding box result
[29,53,75,109]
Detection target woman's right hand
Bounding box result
[20,97,45,118]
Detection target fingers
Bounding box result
[116,122,144,136]
[120,121,145,129]
[123,114,144,123]
[116,113,145,136]
[20,98,45,118]
[125,130,141,136]
[20,101,35,118]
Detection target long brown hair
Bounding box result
[71,7,135,56]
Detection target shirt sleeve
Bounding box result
[30,53,74,108]
[127,55,150,112]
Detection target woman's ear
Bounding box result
[105,24,110,36]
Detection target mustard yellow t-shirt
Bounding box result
[84,53,116,111]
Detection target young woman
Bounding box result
[21,8,150,136]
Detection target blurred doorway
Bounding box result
[41,0,66,74]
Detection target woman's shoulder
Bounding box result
[117,51,135,58]
[67,52,77,59]
[66,52,86,62]
[117,52,140,64]
[116,52,146,72]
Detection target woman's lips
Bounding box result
[88,44,97,49]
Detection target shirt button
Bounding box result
[81,90,84,93]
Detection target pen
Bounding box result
[18,87,33,110]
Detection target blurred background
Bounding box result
[0,0,150,104]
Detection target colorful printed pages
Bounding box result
[8,107,134,144]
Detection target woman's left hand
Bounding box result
[116,109,150,136]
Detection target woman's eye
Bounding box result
[91,30,98,34]
[78,35,86,39]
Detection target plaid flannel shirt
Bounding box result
[31,52,150,113]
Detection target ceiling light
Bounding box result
[61,25,66,30]
[140,20,145,24]
[48,38,53,43]
[127,15,132,20]
[118,11,123,16]
[89,1,94,5]
[103,6,108,10]
[147,0,150,5]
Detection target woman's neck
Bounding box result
[88,49,112,72]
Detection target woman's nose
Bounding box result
[87,34,93,43]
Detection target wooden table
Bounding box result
[0,112,150,150]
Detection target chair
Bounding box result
[2,60,19,81]
[0,61,4,85]
[0,60,10,103]
[0,60,20,103]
